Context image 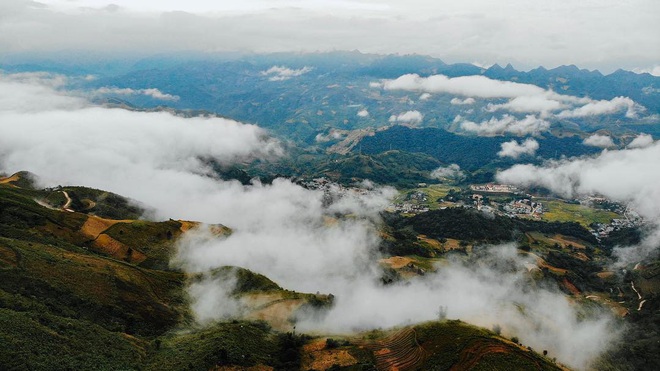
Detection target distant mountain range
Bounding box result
[2,51,659,145]
[2,51,659,185]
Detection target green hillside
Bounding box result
[0,173,567,370]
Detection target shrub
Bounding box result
[326,338,340,349]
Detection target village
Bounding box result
[300,178,645,240]
[392,183,645,239]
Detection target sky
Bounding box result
[1,0,658,72]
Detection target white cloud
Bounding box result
[388,110,423,124]
[315,129,345,143]
[486,95,567,113]
[382,74,645,120]
[357,108,369,117]
[0,73,86,112]
[450,97,475,105]
[95,86,179,101]
[497,138,539,159]
[419,93,431,100]
[557,97,641,119]
[0,73,281,222]
[583,134,615,148]
[176,234,617,370]
[497,142,660,265]
[430,164,465,181]
[0,71,69,88]
[142,88,178,100]
[260,65,313,81]
[627,133,654,149]
[383,74,546,99]
[459,114,550,136]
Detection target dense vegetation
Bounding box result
[310,151,441,187]
[358,126,600,171]
[391,208,597,245]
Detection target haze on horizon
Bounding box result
[1,0,658,74]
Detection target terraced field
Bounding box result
[360,328,428,371]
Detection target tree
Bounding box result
[492,324,501,335]
[437,305,448,320]
[326,338,340,349]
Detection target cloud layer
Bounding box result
[497,143,660,265]
[176,232,616,370]
[0,72,621,369]
[0,72,281,222]
[2,0,658,72]
[380,74,645,125]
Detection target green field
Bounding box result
[396,184,461,210]
[540,199,619,227]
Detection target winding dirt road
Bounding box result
[62,191,74,212]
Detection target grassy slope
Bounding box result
[0,177,326,370]
[0,308,147,371]
[0,174,569,370]
[0,236,186,336]
[145,321,279,370]
[102,219,187,269]
[0,178,185,369]
[0,178,196,269]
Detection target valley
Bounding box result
[1,168,657,370]
[0,23,658,369]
